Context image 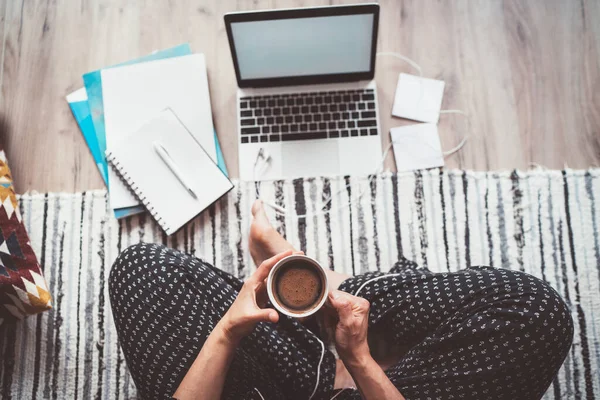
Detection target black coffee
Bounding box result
[273,260,324,312]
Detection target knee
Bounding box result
[109,243,167,301]
[461,269,572,390]
[511,273,573,390]
[483,268,574,366]
[109,243,218,302]
[523,277,572,337]
[522,275,573,354]
[489,268,572,329]
[110,242,157,276]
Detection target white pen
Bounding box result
[152,140,198,199]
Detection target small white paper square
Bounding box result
[390,123,444,172]
[392,73,445,123]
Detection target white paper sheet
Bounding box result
[392,73,445,124]
[102,54,216,210]
[105,109,232,235]
[390,123,444,172]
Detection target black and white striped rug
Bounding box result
[1,169,599,399]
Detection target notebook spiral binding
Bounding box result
[106,152,170,233]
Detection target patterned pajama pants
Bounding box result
[108,243,573,400]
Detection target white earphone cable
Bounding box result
[261,134,464,219]
[439,110,469,156]
[354,273,403,297]
[329,388,352,400]
[309,335,326,400]
[253,387,266,400]
[376,51,423,76]
[247,52,469,400]
[257,52,470,218]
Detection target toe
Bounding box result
[251,199,264,217]
[252,200,270,225]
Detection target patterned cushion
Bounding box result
[0,151,51,325]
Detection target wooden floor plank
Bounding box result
[0,0,598,193]
[503,0,600,169]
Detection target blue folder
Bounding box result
[67,44,227,219]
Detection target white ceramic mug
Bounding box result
[267,254,329,318]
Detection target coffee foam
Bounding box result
[272,261,325,313]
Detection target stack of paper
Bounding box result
[105,109,233,235]
[66,44,228,219]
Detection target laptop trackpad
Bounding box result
[282,140,340,178]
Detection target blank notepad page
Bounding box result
[106,109,233,235]
[102,54,216,210]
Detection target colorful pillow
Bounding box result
[0,151,51,325]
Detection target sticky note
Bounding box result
[392,73,445,123]
[390,123,444,172]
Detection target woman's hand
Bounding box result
[218,250,294,344]
[327,290,371,366]
[175,250,296,400]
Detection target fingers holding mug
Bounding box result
[254,279,270,308]
[251,250,294,285]
[328,290,371,363]
[329,290,370,321]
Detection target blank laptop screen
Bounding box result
[230,14,374,80]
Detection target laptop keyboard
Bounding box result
[239,88,378,143]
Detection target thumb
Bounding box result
[254,308,280,324]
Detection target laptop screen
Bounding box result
[225,4,379,88]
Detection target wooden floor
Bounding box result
[0,0,598,193]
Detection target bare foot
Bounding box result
[249,200,295,266]
[249,200,351,290]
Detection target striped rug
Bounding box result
[0,169,599,399]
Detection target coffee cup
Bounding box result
[267,254,329,318]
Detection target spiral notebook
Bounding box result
[106,109,233,235]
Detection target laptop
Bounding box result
[225,4,382,181]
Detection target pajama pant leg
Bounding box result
[109,244,572,400]
[334,258,573,400]
[108,243,336,400]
